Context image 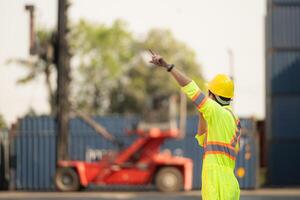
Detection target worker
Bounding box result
[149,51,241,200]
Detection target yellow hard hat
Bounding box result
[208,74,234,98]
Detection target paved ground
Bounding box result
[0,189,300,200]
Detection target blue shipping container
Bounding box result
[267,140,300,185]
[11,116,258,190]
[235,134,258,189]
[267,5,300,49]
[269,0,300,6]
[12,116,138,190]
[269,95,300,140]
[266,51,300,95]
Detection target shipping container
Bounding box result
[11,116,138,190]
[266,51,300,95]
[266,0,300,186]
[269,0,300,6]
[11,116,258,190]
[236,134,259,189]
[266,2,300,49]
[267,140,300,185]
[268,95,300,140]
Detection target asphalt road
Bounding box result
[0,190,300,200]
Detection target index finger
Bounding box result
[148,49,155,56]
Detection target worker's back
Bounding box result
[202,101,240,169]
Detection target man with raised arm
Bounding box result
[149,51,241,200]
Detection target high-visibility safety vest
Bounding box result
[182,80,241,169]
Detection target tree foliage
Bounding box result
[0,114,7,129]
[71,20,205,118]
[71,20,137,114]
[12,19,205,118]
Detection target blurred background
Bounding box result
[0,0,299,199]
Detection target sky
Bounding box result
[0,0,266,125]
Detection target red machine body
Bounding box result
[56,128,193,192]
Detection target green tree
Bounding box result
[0,114,7,129]
[14,20,205,118]
[71,20,137,114]
[109,29,205,118]
[72,21,205,117]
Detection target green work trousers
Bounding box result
[201,164,240,200]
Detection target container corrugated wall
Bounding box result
[270,96,300,140]
[13,116,56,190]
[267,52,300,95]
[269,0,300,6]
[266,6,300,49]
[11,116,139,190]
[266,0,300,185]
[11,115,258,190]
[235,127,259,189]
[268,140,300,185]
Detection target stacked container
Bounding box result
[266,0,300,185]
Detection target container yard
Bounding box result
[1,0,300,199]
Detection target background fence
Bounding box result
[9,115,258,190]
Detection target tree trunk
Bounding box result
[56,0,71,161]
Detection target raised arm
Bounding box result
[149,50,210,120]
[169,68,192,87]
[149,50,191,86]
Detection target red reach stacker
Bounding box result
[55,112,193,192]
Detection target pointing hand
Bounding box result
[148,49,169,68]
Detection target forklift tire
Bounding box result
[55,167,80,192]
[155,167,183,192]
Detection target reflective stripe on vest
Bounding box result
[192,91,207,109]
[230,120,241,146]
[224,108,242,147]
[204,143,237,160]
